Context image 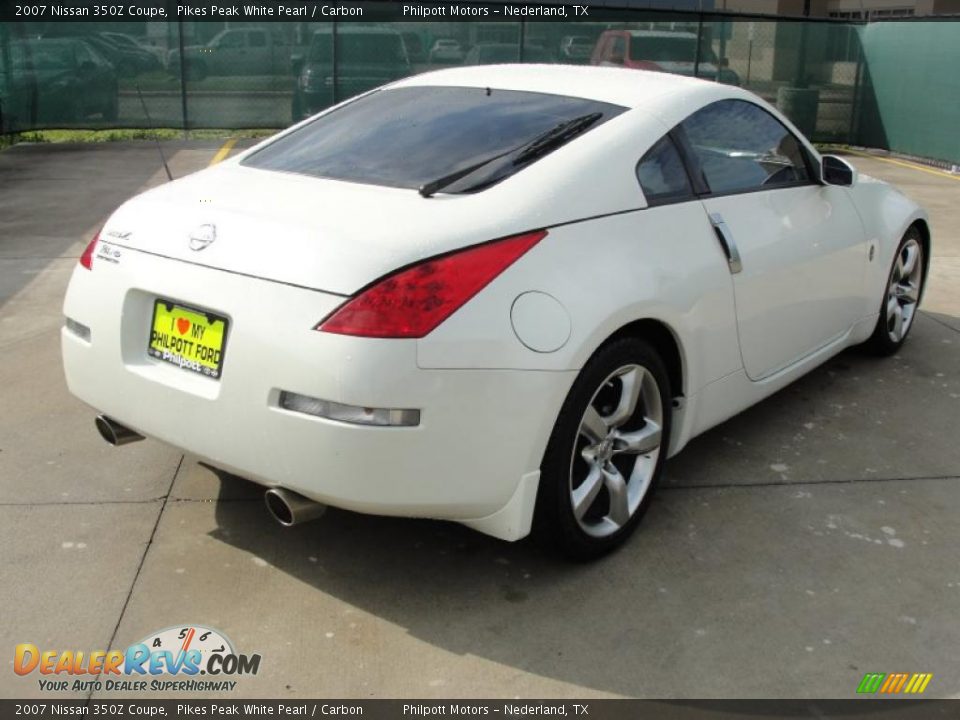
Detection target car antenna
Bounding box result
[135,83,174,182]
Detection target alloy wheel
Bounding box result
[886,237,923,344]
[569,364,663,538]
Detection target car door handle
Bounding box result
[709,212,743,274]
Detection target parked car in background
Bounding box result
[172,28,293,80]
[463,43,553,65]
[429,39,464,64]
[591,30,740,85]
[40,28,161,77]
[559,35,594,62]
[0,47,27,132]
[98,32,166,71]
[84,33,161,77]
[6,38,118,122]
[64,66,928,559]
[401,32,426,64]
[292,27,410,122]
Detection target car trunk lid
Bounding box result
[103,163,523,296]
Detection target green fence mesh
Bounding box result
[856,21,960,167]
[1,14,930,161]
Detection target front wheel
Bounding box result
[536,336,671,560]
[863,228,925,355]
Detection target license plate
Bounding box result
[148,300,229,379]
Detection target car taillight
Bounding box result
[79,231,100,270]
[318,229,547,339]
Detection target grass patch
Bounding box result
[1,128,277,148]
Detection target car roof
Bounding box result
[612,30,698,40]
[394,63,743,110]
[18,38,80,47]
[310,27,400,37]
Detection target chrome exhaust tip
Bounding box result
[264,487,327,527]
[95,415,144,446]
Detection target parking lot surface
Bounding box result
[1,140,958,699]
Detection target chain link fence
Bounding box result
[0,13,865,146]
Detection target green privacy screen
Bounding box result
[856,21,960,167]
[0,12,935,161]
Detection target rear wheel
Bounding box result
[536,336,671,560]
[864,228,925,355]
[102,86,119,122]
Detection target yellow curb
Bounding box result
[838,147,960,182]
[209,137,239,166]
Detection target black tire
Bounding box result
[102,86,119,122]
[291,91,304,124]
[54,94,83,124]
[862,227,925,356]
[535,336,672,560]
[177,60,207,82]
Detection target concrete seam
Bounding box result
[83,454,185,704]
[920,310,960,336]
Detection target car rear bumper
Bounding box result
[61,249,573,540]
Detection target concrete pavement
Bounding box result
[0,141,958,699]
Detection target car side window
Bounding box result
[636,135,694,206]
[249,32,267,48]
[220,32,244,49]
[679,99,812,195]
[610,36,626,64]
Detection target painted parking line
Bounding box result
[840,147,960,182]
[209,137,238,166]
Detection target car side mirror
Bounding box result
[821,154,857,187]
[718,57,730,68]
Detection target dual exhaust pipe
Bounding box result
[95,414,145,447]
[94,415,326,527]
[264,487,327,527]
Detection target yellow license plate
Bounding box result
[148,300,229,379]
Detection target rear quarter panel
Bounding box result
[416,202,742,400]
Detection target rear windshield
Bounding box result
[242,86,626,192]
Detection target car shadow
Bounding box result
[206,311,959,697]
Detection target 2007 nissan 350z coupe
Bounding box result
[62,65,929,558]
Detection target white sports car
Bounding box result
[62,65,929,558]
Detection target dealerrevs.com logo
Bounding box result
[14,624,262,693]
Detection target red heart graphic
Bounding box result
[176,318,191,335]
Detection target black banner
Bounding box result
[0,700,958,719]
[0,1,856,24]
[5,2,591,24]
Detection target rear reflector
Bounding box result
[79,231,100,270]
[279,391,420,427]
[317,230,547,338]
